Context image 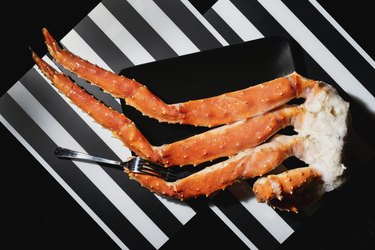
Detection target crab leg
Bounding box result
[42,28,316,127]
[252,167,322,212]
[131,135,322,212]
[33,52,304,166]
[129,135,304,199]
[159,105,302,166]
[129,135,299,199]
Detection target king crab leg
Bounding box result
[130,135,322,212]
[42,28,315,127]
[33,51,303,166]
[159,105,302,166]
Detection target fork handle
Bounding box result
[55,147,122,166]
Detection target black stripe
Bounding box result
[20,68,184,238]
[102,0,178,60]
[230,0,287,37]
[274,208,307,230]
[204,9,243,44]
[75,16,134,73]
[0,93,154,250]
[212,191,280,249]
[162,204,250,250]
[282,0,375,97]
[154,0,222,51]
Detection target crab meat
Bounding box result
[32,28,350,212]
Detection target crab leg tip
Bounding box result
[30,49,37,60]
[42,28,62,54]
[42,27,52,39]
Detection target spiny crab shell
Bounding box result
[32,28,350,212]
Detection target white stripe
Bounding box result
[257,0,375,114]
[58,32,196,225]
[89,3,155,65]
[8,82,168,249]
[127,0,199,55]
[212,0,263,41]
[229,183,294,243]
[209,203,258,250]
[0,115,129,250]
[180,0,229,46]
[309,0,375,69]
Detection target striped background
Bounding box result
[1,0,374,249]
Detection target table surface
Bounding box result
[2,1,374,249]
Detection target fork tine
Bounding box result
[126,157,181,182]
[140,164,180,181]
[132,164,163,178]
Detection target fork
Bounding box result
[54,147,188,182]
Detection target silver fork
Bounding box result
[54,147,187,182]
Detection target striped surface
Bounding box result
[1,0,374,249]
